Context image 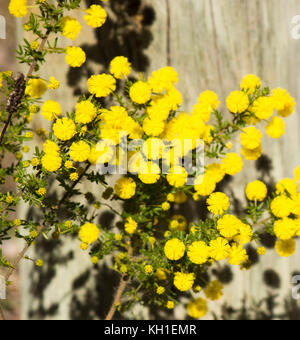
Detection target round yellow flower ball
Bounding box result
[245,180,267,201]
[114,177,136,199]
[129,81,152,104]
[79,223,100,244]
[164,238,186,261]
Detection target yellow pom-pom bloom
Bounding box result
[22,161,30,168]
[43,140,60,155]
[194,174,216,197]
[65,46,86,68]
[120,265,128,274]
[237,223,253,244]
[166,87,183,110]
[35,259,44,267]
[124,217,138,234]
[36,188,46,196]
[156,268,167,281]
[61,17,82,40]
[166,166,188,188]
[41,154,62,172]
[80,242,89,251]
[246,180,267,201]
[30,41,39,50]
[251,96,274,120]
[79,223,100,244]
[53,118,76,141]
[41,100,62,121]
[174,272,195,292]
[88,143,114,165]
[207,192,230,215]
[115,234,123,241]
[240,74,261,93]
[228,243,248,265]
[166,301,175,310]
[48,76,60,90]
[221,153,243,176]
[88,74,116,98]
[70,172,79,181]
[14,219,22,226]
[114,177,136,199]
[65,161,74,169]
[209,237,230,261]
[169,215,187,231]
[192,102,213,123]
[274,218,297,240]
[241,145,262,161]
[257,247,266,255]
[29,105,40,114]
[206,163,225,184]
[156,286,165,295]
[275,239,296,257]
[204,280,224,301]
[162,202,170,211]
[69,141,91,162]
[138,162,161,184]
[143,117,165,137]
[144,265,153,274]
[6,195,14,204]
[148,66,178,93]
[130,81,152,104]
[271,88,296,117]
[187,241,209,264]
[240,127,262,150]
[164,238,186,261]
[75,100,97,124]
[84,5,107,28]
[9,0,28,18]
[91,256,99,264]
[271,195,293,218]
[276,178,298,196]
[110,56,131,79]
[198,90,220,110]
[266,116,285,139]
[226,91,250,114]
[217,214,242,239]
[25,79,48,98]
[187,298,208,319]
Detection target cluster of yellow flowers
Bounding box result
[9,0,109,69]
[19,63,299,318]
[6,0,300,320]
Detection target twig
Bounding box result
[0,21,54,147]
[58,164,91,207]
[0,224,44,321]
[252,217,271,228]
[105,278,127,321]
[105,245,133,320]
[5,224,45,282]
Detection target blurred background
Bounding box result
[1,0,300,320]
